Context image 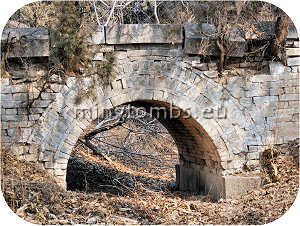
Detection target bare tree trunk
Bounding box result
[271,15,291,65]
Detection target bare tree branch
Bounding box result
[92,0,101,26]
[98,0,109,8]
[104,0,117,26]
[116,0,135,8]
[153,0,160,24]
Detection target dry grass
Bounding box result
[1,138,299,225]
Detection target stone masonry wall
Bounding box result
[1,23,299,198]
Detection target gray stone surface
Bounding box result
[184,23,218,56]
[223,176,261,198]
[184,23,246,57]
[287,48,300,56]
[288,23,299,39]
[287,57,300,66]
[93,52,104,61]
[177,163,261,200]
[1,27,49,57]
[269,62,285,75]
[1,23,299,200]
[106,24,183,44]
[31,100,52,108]
[86,26,105,44]
[2,100,27,108]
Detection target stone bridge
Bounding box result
[1,23,299,199]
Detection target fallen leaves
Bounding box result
[1,139,299,224]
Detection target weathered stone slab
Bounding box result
[224,26,247,57]
[287,57,300,66]
[224,175,261,199]
[269,62,285,75]
[293,41,300,48]
[184,23,246,57]
[93,52,104,61]
[1,27,49,57]
[177,163,261,200]
[106,24,183,44]
[184,23,217,56]
[288,23,298,39]
[287,48,300,56]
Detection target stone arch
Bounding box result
[29,61,260,199]
[1,21,298,200]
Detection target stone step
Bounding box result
[287,48,300,56]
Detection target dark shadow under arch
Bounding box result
[129,100,222,173]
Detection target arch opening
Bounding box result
[66,100,224,197]
[66,102,179,194]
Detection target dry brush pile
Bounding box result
[67,106,178,193]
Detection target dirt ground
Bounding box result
[1,139,299,225]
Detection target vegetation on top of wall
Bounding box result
[2,1,293,79]
[49,1,97,76]
[74,52,116,106]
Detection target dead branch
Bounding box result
[92,0,101,27]
[153,0,160,24]
[85,112,125,139]
[78,138,114,164]
[104,0,117,26]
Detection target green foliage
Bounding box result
[51,1,97,75]
[73,52,116,106]
[10,1,98,76]
[7,0,286,78]
[95,52,115,87]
